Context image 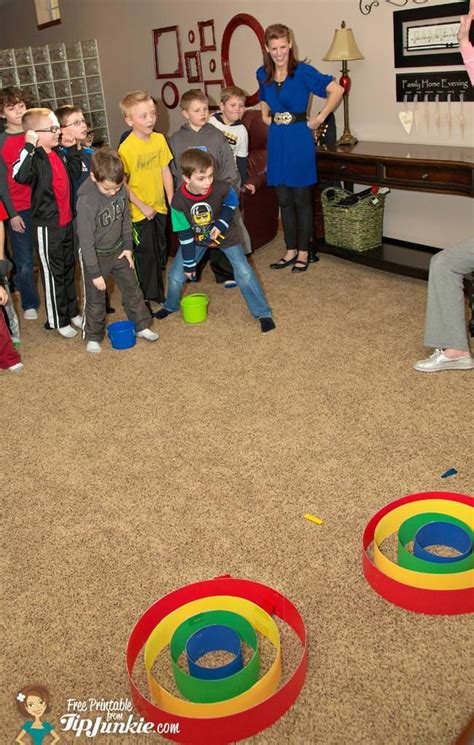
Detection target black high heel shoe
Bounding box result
[270,255,297,269]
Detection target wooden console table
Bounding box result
[315,141,474,279]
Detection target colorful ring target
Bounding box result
[363,492,474,615]
[127,576,307,743]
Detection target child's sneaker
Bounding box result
[86,341,101,354]
[137,328,159,342]
[58,324,78,338]
[260,317,276,333]
[71,314,83,329]
[23,309,38,320]
[154,308,172,320]
[7,362,23,372]
[224,280,238,289]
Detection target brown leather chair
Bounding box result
[241,109,279,250]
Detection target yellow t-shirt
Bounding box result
[118,131,172,222]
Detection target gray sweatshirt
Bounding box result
[76,178,132,279]
[168,122,239,189]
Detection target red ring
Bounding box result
[363,492,474,615]
[161,82,179,109]
[221,14,265,107]
[127,576,307,743]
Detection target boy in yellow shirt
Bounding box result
[118,90,173,310]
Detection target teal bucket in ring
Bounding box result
[107,320,136,349]
[180,293,209,324]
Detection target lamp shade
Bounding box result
[323,21,364,62]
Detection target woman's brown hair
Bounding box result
[16,685,51,716]
[263,24,299,84]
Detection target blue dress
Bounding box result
[22,720,54,744]
[257,63,333,187]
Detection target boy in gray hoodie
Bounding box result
[168,89,251,285]
[76,148,158,353]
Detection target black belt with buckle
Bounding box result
[272,112,307,125]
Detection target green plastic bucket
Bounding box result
[180,293,209,324]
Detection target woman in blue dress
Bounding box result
[257,24,343,271]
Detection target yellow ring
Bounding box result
[143,595,282,717]
[374,498,474,590]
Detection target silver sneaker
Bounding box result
[414,349,474,372]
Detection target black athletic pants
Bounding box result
[34,222,78,329]
[132,213,166,303]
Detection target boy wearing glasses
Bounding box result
[13,108,83,338]
[56,105,92,205]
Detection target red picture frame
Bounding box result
[221,14,265,107]
[198,20,216,52]
[153,25,183,79]
[184,51,202,83]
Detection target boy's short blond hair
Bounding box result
[22,107,53,131]
[180,89,208,111]
[220,86,246,104]
[119,90,153,117]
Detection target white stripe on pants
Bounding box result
[36,226,59,328]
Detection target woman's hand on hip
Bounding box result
[307,113,325,130]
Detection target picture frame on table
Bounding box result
[393,2,473,68]
[153,25,183,79]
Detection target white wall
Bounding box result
[1,0,473,247]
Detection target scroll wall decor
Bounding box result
[360,0,429,15]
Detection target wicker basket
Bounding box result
[321,187,387,252]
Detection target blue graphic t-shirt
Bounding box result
[22,719,54,744]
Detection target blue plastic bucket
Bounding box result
[107,320,136,349]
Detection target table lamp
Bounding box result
[323,21,364,146]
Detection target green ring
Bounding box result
[398,512,474,573]
[169,610,260,703]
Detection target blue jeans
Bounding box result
[9,209,39,310]
[164,244,272,319]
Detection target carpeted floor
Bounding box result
[2,236,473,744]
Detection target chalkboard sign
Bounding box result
[396,71,473,102]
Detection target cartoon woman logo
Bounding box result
[15,685,60,744]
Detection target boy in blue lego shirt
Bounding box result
[157,149,275,333]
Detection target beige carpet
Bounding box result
[2,236,473,745]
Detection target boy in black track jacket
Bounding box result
[13,107,83,338]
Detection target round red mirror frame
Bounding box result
[161,81,179,109]
[221,13,265,107]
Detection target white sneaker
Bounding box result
[137,328,159,342]
[86,340,101,354]
[414,349,474,372]
[58,325,78,339]
[224,280,238,289]
[23,309,38,320]
[8,362,24,372]
[71,314,83,329]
